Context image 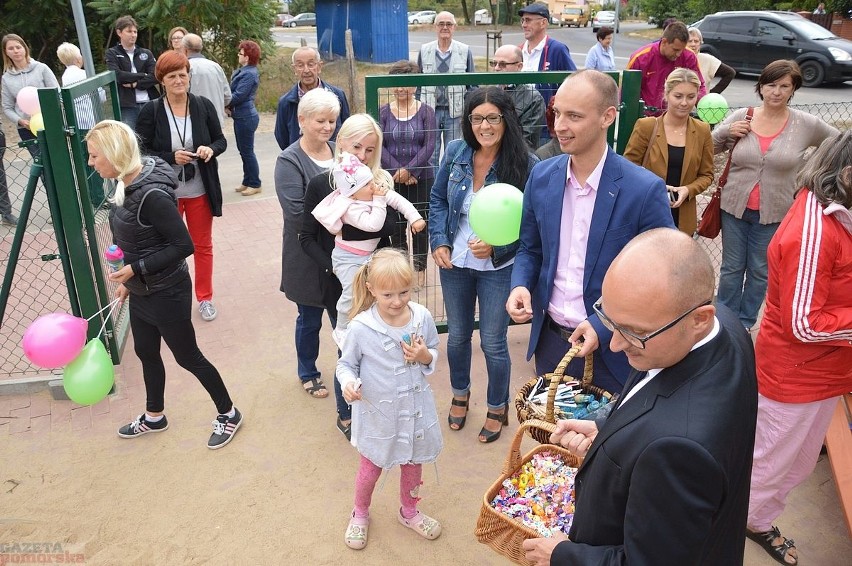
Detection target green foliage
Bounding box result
[87,0,278,74]
[288,0,316,15]
[0,0,106,74]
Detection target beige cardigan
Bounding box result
[712,107,838,224]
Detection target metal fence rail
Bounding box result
[0,72,128,380]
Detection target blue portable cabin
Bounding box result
[316,0,408,63]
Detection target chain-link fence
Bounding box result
[0,72,128,380]
[365,70,643,329]
[694,101,851,282]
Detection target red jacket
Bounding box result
[755,190,852,403]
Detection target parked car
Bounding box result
[592,10,619,33]
[274,13,294,26]
[694,11,852,87]
[287,12,316,27]
[474,9,493,25]
[408,10,437,25]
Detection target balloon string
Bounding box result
[94,298,121,340]
[86,298,121,322]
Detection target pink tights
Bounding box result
[353,455,422,519]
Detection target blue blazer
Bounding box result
[511,149,675,385]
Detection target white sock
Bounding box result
[222,407,236,418]
[145,413,164,422]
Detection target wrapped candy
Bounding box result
[489,451,578,537]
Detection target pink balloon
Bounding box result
[22,313,88,368]
[16,86,40,115]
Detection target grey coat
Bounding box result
[337,302,443,468]
[274,140,334,306]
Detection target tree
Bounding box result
[88,0,278,73]
[0,0,107,74]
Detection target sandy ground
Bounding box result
[1,114,849,565]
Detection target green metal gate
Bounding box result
[0,72,128,379]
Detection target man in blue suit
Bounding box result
[507,70,675,394]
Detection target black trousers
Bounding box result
[130,311,233,415]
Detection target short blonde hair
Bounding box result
[297,88,341,118]
[56,42,82,67]
[84,120,142,207]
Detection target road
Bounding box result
[273,21,852,107]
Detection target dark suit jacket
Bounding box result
[135,94,227,216]
[555,305,758,565]
[623,115,714,235]
[511,150,675,390]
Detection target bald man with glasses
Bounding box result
[523,228,757,566]
[490,45,544,149]
[417,11,475,170]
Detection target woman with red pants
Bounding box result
[136,50,226,322]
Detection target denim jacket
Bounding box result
[228,65,259,118]
[428,139,538,268]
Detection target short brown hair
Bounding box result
[114,15,137,31]
[755,60,802,100]
[239,40,261,66]
[662,21,689,44]
[596,27,614,42]
[388,60,419,75]
[155,50,190,83]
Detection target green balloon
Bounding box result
[697,93,729,125]
[63,339,114,405]
[468,183,524,246]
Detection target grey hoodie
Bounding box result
[1,59,60,125]
[337,302,443,468]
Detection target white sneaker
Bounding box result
[332,327,348,349]
[199,300,218,321]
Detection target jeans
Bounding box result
[119,103,147,130]
[295,303,350,420]
[233,113,261,188]
[439,265,512,409]
[718,209,780,329]
[431,106,461,173]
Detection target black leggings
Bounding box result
[130,314,232,415]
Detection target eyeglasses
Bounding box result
[520,17,546,24]
[468,113,504,125]
[436,22,454,28]
[489,60,522,69]
[592,298,713,349]
[294,61,319,70]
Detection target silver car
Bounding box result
[592,10,619,33]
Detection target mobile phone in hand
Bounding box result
[668,190,677,203]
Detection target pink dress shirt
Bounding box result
[547,148,608,328]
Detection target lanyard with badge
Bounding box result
[165,96,195,183]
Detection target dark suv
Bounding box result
[694,11,852,87]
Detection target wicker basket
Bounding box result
[514,345,612,444]
[474,419,581,565]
